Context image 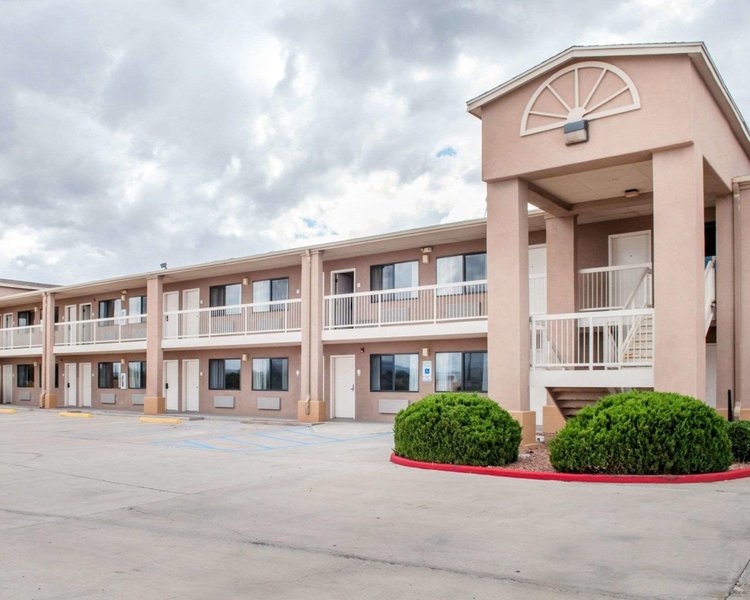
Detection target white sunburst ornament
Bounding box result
[520,61,641,143]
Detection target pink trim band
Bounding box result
[390,453,750,484]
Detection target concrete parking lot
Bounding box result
[1,409,749,599]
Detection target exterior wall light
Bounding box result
[563,120,588,145]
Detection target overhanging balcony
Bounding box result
[0,325,43,357]
[323,280,487,342]
[162,299,302,349]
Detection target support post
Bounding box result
[652,145,705,398]
[716,193,735,413]
[144,276,165,414]
[299,250,326,422]
[41,292,58,409]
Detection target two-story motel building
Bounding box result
[2,42,750,445]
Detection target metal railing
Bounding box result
[163,299,301,339]
[324,280,487,329]
[704,256,716,333]
[0,324,43,350]
[54,315,148,346]
[578,263,652,311]
[530,308,655,370]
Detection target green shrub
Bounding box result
[726,421,750,463]
[548,391,732,475]
[393,393,522,467]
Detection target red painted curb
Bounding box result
[390,453,750,484]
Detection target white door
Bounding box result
[64,305,78,344]
[182,289,200,337]
[79,363,92,407]
[2,365,12,403]
[2,314,12,349]
[332,355,356,419]
[64,363,77,407]
[164,360,179,411]
[79,303,92,343]
[528,245,547,315]
[183,359,200,412]
[164,292,179,338]
[331,271,354,326]
[609,231,652,307]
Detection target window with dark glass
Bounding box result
[98,362,121,389]
[17,364,34,388]
[252,358,289,391]
[128,296,147,323]
[436,252,487,295]
[208,358,241,390]
[128,361,146,389]
[435,352,488,392]
[370,354,419,392]
[54,363,59,388]
[17,310,34,327]
[98,299,123,325]
[209,284,242,316]
[252,278,289,312]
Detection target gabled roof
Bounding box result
[466,42,750,155]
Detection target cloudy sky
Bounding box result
[1,0,748,284]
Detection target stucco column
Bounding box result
[487,179,534,444]
[715,194,735,415]
[144,276,165,414]
[736,181,750,418]
[298,250,326,422]
[545,215,577,314]
[41,292,58,409]
[652,145,705,398]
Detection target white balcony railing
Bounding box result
[54,315,148,346]
[163,299,302,340]
[578,263,652,311]
[531,308,654,370]
[324,280,487,329]
[0,325,43,350]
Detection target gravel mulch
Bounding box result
[501,444,750,473]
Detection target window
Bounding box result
[128,361,146,389]
[435,352,488,392]
[370,354,419,392]
[17,364,34,388]
[17,310,34,327]
[98,362,121,389]
[54,363,59,388]
[98,299,123,325]
[208,358,241,390]
[252,358,289,391]
[128,296,147,323]
[252,278,289,312]
[370,261,418,300]
[209,284,242,316]
[436,252,486,295]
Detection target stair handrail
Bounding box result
[621,265,652,312]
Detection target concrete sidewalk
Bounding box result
[0,410,748,599]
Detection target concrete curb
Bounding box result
[139,416,182,425]
[0,408,17,414]
[59,412,93,419]
[390,453,750,484]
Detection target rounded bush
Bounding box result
[726,421,750,463]
[549,391,732,475]
[393,393,522,467]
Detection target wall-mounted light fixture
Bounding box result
[241,353,248,362]
[420,247,433,264]
[421,347,430,358]
[120,358,126,366]
[120,290,128,303]
[160,262,167,270]
[563,120,588,145]
[242,277,249,286]
[624,188,640,198]
[360,347,365,353]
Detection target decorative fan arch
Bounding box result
[520,61,641,136]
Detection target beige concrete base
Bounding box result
[740,408,750,422]
[144,396,166,415]
[509,410,536,447]
[716,408,729,420]
[297,400,327,423]
[42,392,58,409]
[543,404,566,438]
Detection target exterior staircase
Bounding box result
[548,387,611,419]
[620,314,654,363]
